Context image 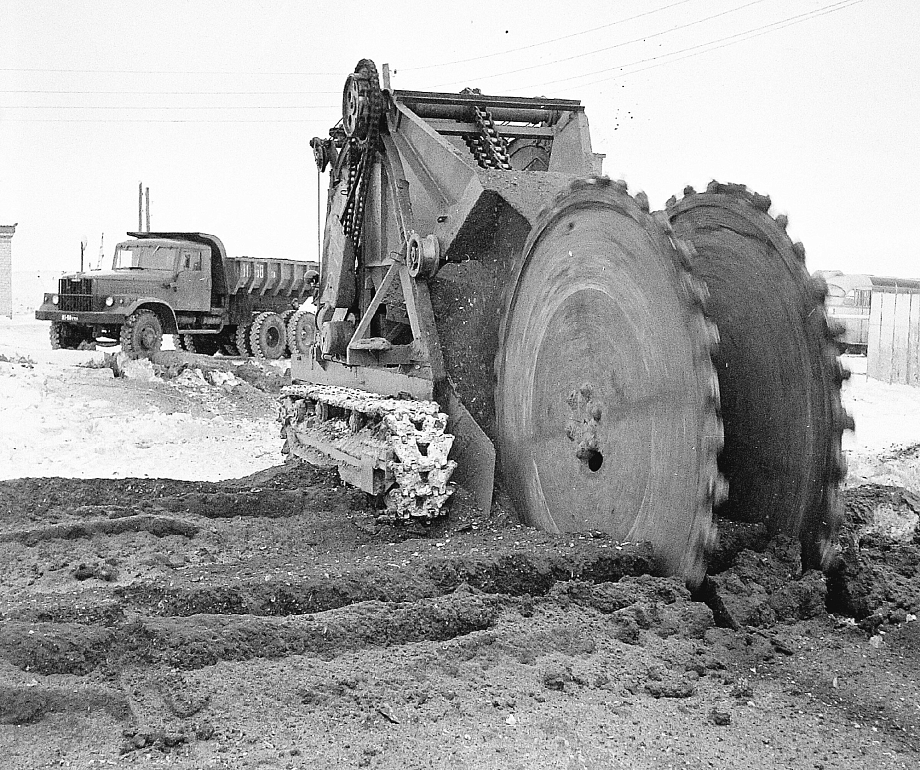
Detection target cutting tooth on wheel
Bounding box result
[496,179,722,582]
[665,182,852,568]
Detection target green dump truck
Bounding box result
[36,232,318,358]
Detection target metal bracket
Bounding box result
[345,260,443,373]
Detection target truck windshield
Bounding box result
[113,245,176,270]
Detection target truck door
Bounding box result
[175,248,211,311]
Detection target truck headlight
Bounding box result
[105,296,114,307]
[51,294,59,305]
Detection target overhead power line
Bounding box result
[0,2,695,79]
[399,0,696,71]
[2,104,338,110]
[0,66,342,76]
[0,89,340,96]
[515,0,863,94]
[566,0,866,92]
[433,0,770,89]
[0,118,324,123]
[0,0,865,123]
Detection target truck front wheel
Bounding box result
[286,309,316,356]
[120,310,163,359]
[50,322,92,350]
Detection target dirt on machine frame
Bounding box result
[275,59,852,583]
[35,232,319,359]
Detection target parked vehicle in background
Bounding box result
[35,232,318,358]
[816,271,872,354]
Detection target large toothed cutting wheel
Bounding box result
[286,59,851,583]
[496,179,723,581]
[666,182,851,569]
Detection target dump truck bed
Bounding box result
[224,256,317,298]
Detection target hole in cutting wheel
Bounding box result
[583,449,603,472]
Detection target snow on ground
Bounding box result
[0,314,281,481]
[840,354,920,488]
[2,311,920,487]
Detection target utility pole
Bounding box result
[80,237,87,272]
[138,182,143,231]
[97,233,104,270]
[145,186,150,232]
[317,170,322,269]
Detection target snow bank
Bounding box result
[0,314,280,481]
[2,316,920,486]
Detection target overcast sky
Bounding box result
[1,0,914,280]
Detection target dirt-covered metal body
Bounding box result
[36,232,317,357]
[283,59,850,581]
[287,63,604,519]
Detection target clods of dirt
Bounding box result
[827,484,920,632]
[4,464,920,768]
[699,536,827,629]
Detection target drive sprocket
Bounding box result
[665,181,852,568]
[496,177,723,582]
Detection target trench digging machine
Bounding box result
[279,59,852,582]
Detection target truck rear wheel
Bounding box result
[217,326,240,356]
[50,322,92,350]
[120,310,163,359]
[250,312,287,360]
[235,323,254,357]
[181,334,221,356]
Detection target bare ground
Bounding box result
[0,459,919,770]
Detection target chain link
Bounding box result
[464,105,512,170]
[341,63,383,251]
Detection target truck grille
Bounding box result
[58,277,93,312]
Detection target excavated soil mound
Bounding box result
[827,484,920,632]
[1,465,919,769]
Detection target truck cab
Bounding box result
[111,238,212,311]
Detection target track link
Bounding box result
[279,384,457,520]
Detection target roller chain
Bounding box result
[278,383,457,521]
[463,104,512,170]
[340,59,382,251]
